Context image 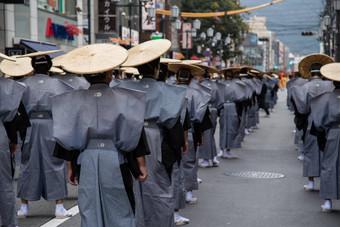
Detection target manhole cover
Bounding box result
[225,171,285,179]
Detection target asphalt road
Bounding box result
[15,90,340,227]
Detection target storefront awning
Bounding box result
[20,40,65,58]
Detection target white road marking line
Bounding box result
[40,205,79,227]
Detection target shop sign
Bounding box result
[45,18,80,40]
[98,0,116,32]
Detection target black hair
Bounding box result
[176,67,192,84]
[333,81,340,88]
[158,63,169,82]
[32,55,52,74]
[240,67,248,74]
[84,72,106,84]
[137,57,160,77]
[203,69,210,79]
[310,63,322,76]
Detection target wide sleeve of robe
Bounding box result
[0,78,25,122]
[119,80,187,129]
[310,92,331,132]
[19,74,74,114]
[291,84,309,115]
[186,87,211,123]
[52,86,146,152]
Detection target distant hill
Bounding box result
[240,0,323,55]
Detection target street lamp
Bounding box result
[225,36,231,45]
[170,5,180,18]
[193,19,201,30]
[207,27,214,38]
[215,32,222,41]
[175,19,182,30]
[334,0,340,61]
[324,15,331,26]
[147,6,156,18]
[200,32,206,40]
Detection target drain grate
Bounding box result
[225,171,285,179]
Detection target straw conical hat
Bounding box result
[0,56,33,77]
[160,58,181,64]
[182,60,202,65]
[0,53,16,61]
[219,67,240,74]
[168,63,204,77]
[121,67,139,75]
[17,50,62,58]
[49,66,64,74]
[61,44,128,74]
[298,54,333,79]
[122,39,171,67]
[320,63,340,82]
[52,54,65,67]
[196,64,218,74]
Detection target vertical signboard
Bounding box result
[121,26,139,46]
[141,0,156,30]
[182,23,192,49]
[98,0,116,32]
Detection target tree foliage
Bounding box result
[180,0,248,61]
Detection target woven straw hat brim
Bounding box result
[168,63,205,77]
[320,63,340,82]
[298,54,334,79]
[182,60,202,64]
[219,67,240,74]
[17,50,62,58]
[196,64,219,74]
[61,44,128,74]
[52,54,65,67]
[0,56,33,77]
[121,67,139,75]
[49,66,64,74]
[0,53,16,61]
[160,58,181,64]
[122,39,171,67]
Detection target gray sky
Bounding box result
[240,0,323,56]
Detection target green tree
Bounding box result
[180,0,248,63]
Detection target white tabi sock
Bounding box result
[18,203,28,217]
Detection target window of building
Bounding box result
[37,0,76,18]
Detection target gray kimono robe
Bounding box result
[179,83,211,191]
[288,77,308,148]
[198,79,225,160]
[52,73,90,90]
[219,79,247,149]
[310,88,340,199]
[0,78,25,226]
[291,78,334,178]
[17,74,73,201]
[241,77,256,128]
[52,84,146,227]
[119,77,186,227]
[253,78,263,124]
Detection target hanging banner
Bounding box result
[142,0,156,31]
[182,23,192,49]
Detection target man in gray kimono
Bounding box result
[0,53,30,226]
[196,65,225,168]
[291,54,334,191]
[16,51,74,218]
[219,68,247,158]
[168,63,212,205]
[310,62,340,212]
[118,39,187,227]
[288,71,307,161]
[52,43,149,226]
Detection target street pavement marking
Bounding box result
[40,205,79,227]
